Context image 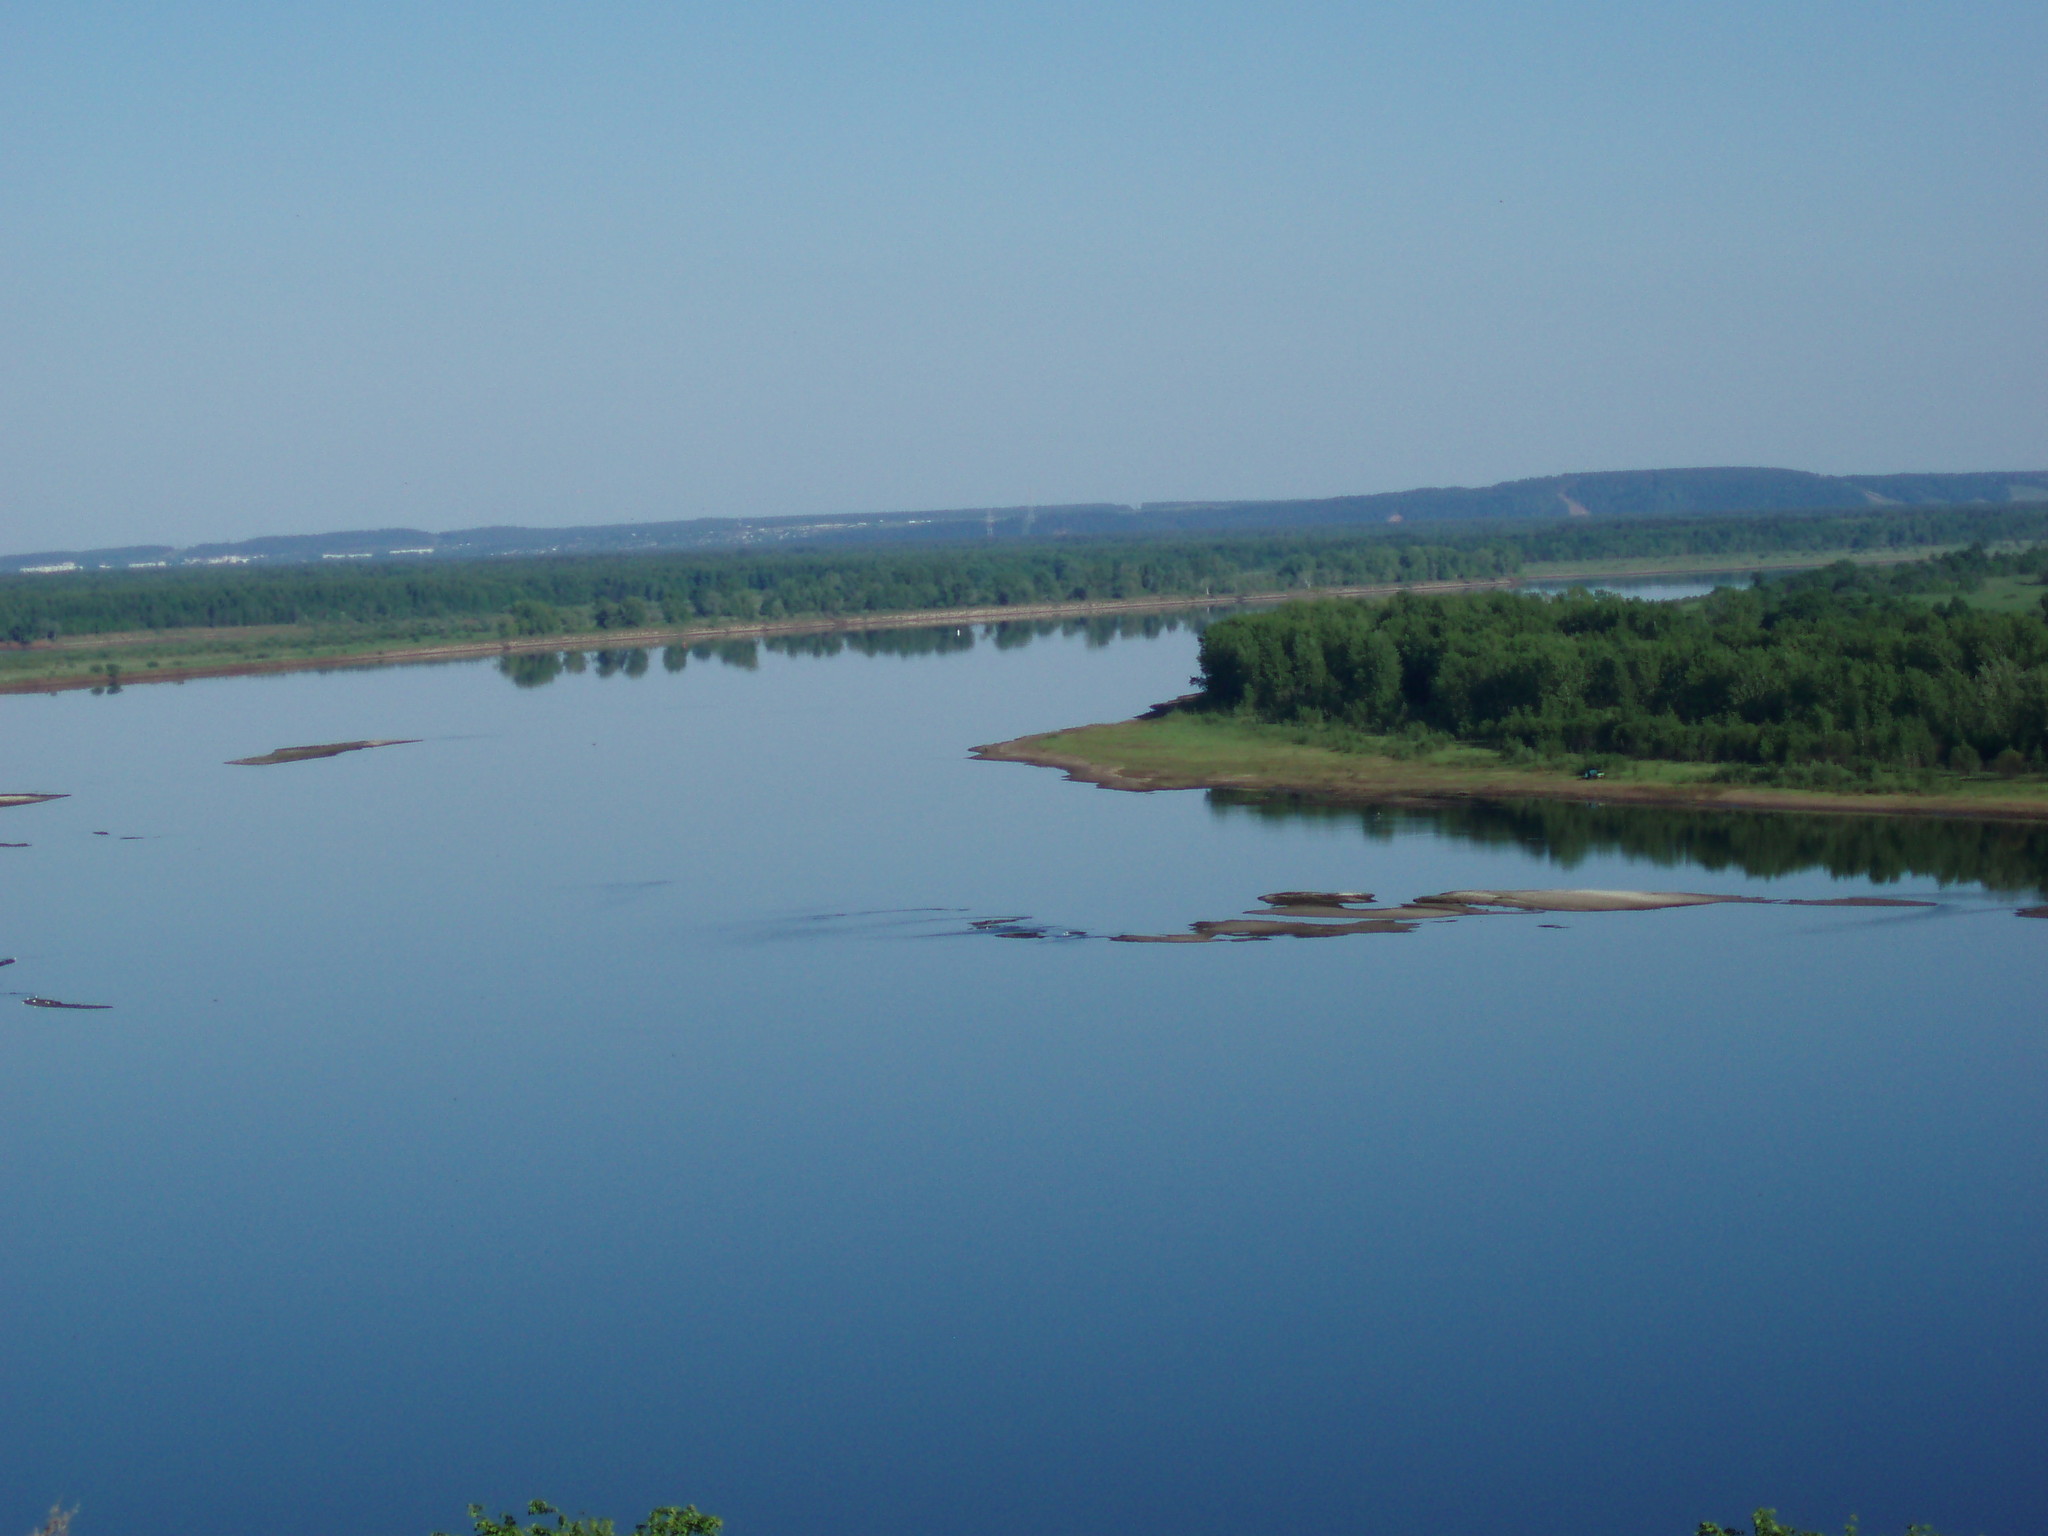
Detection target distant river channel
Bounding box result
[3,611,2042,1536]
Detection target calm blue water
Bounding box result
[3,620,2044,1536]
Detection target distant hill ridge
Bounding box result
[9,466,2046,574]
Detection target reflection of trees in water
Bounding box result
[1209,791,2048,898]
[760,609,1225,660]
[501,606,1237,686]
[497,651,564,688]
[690,639,758,669]
[766,627,976,660]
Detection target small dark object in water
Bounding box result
[1190,917,1417,939]
[93,830,109,836]
[963,913,1087,940]
[1259,891,1374,906]
[1579,766,1605,779]
[1783,896,1938,908]
[24,997,111,1010]
[0,957,13,966]
[0,842,25,848]
[229,739,419,766]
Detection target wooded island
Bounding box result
[980,549,2048,819]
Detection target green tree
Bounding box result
[506,599,564,636]
[594,596,650,630]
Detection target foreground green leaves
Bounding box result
[439,1499,721,1536]
[431,1498,1954,1536]
[423,1499,1957,1531]
[1698,1509,1944,1536]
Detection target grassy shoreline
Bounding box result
[973,711,2048,823]
[0,547,1949,696]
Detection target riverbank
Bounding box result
[973,711,2048,823]
[0,545,1953,696]
[1,579,1522,695]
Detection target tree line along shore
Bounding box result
[3,501,2046,693]
[976,545,2048,820]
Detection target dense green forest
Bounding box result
[6,502,2047,646]
[1195,551,2048,781]
[0,534,1517,643]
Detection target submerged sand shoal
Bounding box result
[228,739,418,766]
[1103,885,1946,943]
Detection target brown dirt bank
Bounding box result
[973,718,2048,825]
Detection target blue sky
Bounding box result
[3,1,2044,550]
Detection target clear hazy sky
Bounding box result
[4,2,2044,552]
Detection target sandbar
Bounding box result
[228,739,418,766]
[1104,883,1959,943]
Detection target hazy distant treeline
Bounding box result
[1508,501,2048,564]
[5,502,2047,645]
[0,534,1518,643]
[1196,550,2048,781]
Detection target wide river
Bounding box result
[4,616,2044,1536]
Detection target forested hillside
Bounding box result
[1195,551,2048,778]
[9,467,2045,572]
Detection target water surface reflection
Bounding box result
[1209,791,2048,901]
[494,610,1229,688]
